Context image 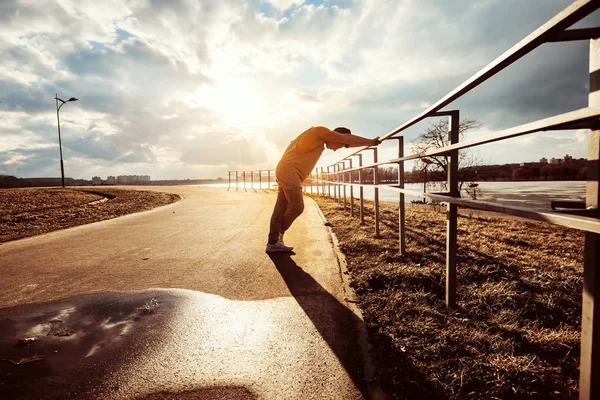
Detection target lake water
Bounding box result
[200,181,587,211]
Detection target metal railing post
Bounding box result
[323,167,327,197]
[332,165,336,200]
[228,171,231,189]
[580,36,600,400]
[337,163,342,202]
[342,162,347,209]
[316,169,320,196]
[334,164,339,201]
[339,163,342,201]
[259,170,262,189]
[243,171,246,189]
[317,168,321,196]
[331,165,337,201]
[251,171,253,190]
[327,166,331,198]
[373,149,380,236]
[392,137,406,255]
[320,168,324,196]
[349,159,354,216]
[340,163,344,204]
[358,154,364,224]
[235,171,239,191]
[446,111,460,308]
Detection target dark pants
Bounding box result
[268,186,304,244]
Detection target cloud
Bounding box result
[178,134,269,166]
[263,0,305,12]
[0,0,594,179]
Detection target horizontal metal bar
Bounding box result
[430,111,459,117]
[553,209,596,217]
[394,186,600,235]
[424,193,600,235]
[312,180,600,234]
[545,117,600,131]
[327,0,599,162]
[330,105,600,175]
[552,200,587,210]
[549,27,600,42]
[402,105,600,159]
[311,179,401,190]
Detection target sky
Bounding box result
[0,0,598,180]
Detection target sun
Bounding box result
[196,78,268,129]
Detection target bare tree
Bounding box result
[464,182,482,200]
[411,118,482,195]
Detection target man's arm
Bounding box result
[313,126,381,147]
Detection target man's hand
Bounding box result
[371,137,382,146]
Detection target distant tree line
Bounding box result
[313,159,588,185]
[0,175,88,188]
[0,175,225,188]
[460,159,588,181]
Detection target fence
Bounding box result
[227,169,275,190]
[316,1,600,398]
[229,1,600,397]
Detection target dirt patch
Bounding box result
[0,187,180,243]
[310,194,583,400]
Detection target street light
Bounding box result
[55,94,78,188]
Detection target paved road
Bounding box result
[0,186,370,399]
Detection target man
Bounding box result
[266,126,381,252]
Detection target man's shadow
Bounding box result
[267,253,368,396]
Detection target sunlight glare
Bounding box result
[197,78,267,129]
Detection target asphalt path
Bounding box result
[0,186,371,399]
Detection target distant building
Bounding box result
[92,176,102,185]
[539,157,548,164]
[520,161,543,167]
[116,175,151,184]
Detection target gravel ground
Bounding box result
[0,187,181,243]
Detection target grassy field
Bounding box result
[310,194,584,399]
[0,187,180,243]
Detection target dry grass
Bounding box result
[0,187,180,243]
[311,195,584,399]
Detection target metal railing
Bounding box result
[309,1,600,398]
[227,169,276,191]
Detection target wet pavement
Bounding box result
[0,186,370,399]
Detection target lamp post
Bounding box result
[55,94,78,188]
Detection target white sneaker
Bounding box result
[265,241,294,252]
[278,233,293,250]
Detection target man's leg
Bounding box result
[268,187,288,245]
[281,186,304,233]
